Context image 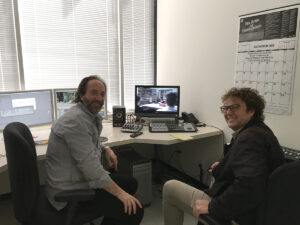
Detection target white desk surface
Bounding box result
[0,123,222,173]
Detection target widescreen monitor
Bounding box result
[0,90,53,131]
[54,89,107,119]
[135,85,180,118]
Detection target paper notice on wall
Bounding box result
[235,5,300,115]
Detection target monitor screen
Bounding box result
[0,90,53,130]
[135,85,180,117]
[54,89,77,119]
[54,89,107,119]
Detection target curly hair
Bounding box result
[74,75,107,103]
[221,87,265,122]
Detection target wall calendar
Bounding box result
[235,5,300,115]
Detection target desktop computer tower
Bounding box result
[117,148,152,206]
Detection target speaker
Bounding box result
[113,106,126,127]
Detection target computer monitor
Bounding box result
[135,85,180,118]
[0,90,54,131]
[53,88,107,119]
[53,88,77,119]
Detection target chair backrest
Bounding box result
[260,160,300,225]
[3,122,40,223]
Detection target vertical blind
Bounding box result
[0,0,20,91]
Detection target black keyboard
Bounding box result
[282,146,300,161]
[149,122,197,133]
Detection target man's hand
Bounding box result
[104,181,143,215]
[104,147,118,171]
[209,161,219,172]
[117,191,143,215]
[193,199,209,218]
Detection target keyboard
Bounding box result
[121,123,143,133]
[282,146,300,161]
[149,122,197,133]
[138,117,176,126]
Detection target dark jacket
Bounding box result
[206,118,285,225]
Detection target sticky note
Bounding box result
[170,134,193,141]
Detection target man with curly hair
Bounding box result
[163,87,285,225]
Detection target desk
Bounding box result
[0,123,222,173]
[0,123,223,194]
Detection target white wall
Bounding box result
[157,0,300,149]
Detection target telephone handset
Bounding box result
[181,112,206,127]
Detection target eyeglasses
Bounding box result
[220,104,241,113]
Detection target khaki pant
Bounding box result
[163,179,212,225]
[163,179,239,225]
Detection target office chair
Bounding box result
[198,160,300,225]
[3,122,103,225]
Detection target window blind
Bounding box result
[16,0,155,112]
[18,0,120,110]
[122,0,155,110]
[0,0,20,91]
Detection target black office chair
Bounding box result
[198,160,300,225]
[198,214,229,225]
[3,122,103,225]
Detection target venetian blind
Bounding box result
[18,0,120,110]
[122,0,155,110]
[0,0,20,91]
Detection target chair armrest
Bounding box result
[199,214,230,225]
[55,189,96,202]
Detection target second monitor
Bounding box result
[54,88,107,119]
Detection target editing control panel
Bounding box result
[121,123,143,133]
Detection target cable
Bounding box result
[126,113,136,123]
[198,163,204,184]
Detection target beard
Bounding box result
[82,97,104,115]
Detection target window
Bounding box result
[0,0,20,91]
[1,0,155,112]
[122,0,155,109]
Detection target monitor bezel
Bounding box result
[134,85,180,118]
[53,88,108,120]
[0,89,54,131]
